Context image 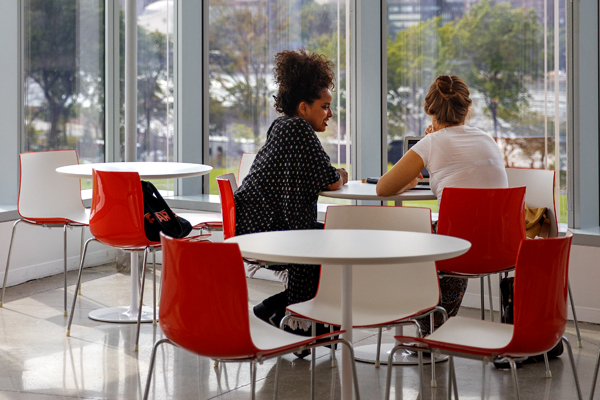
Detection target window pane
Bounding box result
[24,0,105,164]
[208,0,349,195]
[386,0,567,223]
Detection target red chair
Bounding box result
[385,234,582,400]
[216,173,237,240]
[2,150,89,316]
[142,235,361,400]
[66,170,161,351]
[436,187,526,321]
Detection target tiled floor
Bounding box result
[0,263,597,400]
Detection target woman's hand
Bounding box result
[424,125,434,135]
[337,168,349,184]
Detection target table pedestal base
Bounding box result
[88,305,156,323]
[354,344,448,365]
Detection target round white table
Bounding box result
[56,161,212,324]
[320,180,436,204]
[226,229,471,400]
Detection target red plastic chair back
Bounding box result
[504,235,572,356]
[159,235,257,358]
[89,169,153,248]
[217,175,236,240]
[436,187,526,275]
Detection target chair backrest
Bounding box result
[238,152,257,186]
[316,206,440,324]
[506,167,558,237]
[436,187,526,275]
[18,150,86,222]
[89,169,152,248]
[505,234,572,356]
[160,235,257,358]
[217,173,237,240]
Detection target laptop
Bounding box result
[403,136,430,189]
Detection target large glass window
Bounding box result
[24,0,105,162]
[386,0,567,222]
[208,0,349,195]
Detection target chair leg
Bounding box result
[590,341,600,400]
[273,356,282,400]
[568,281,583,347]
[135,249,150,352]
[78,227,85,295]
[63,225,68,317]
[487,275,494,322]
[385,345,402,400]
[330,325,337,368]
[250,360,257,400]
[311,321,316,400]
[447,355,454,400]
[142,338,173,400]
[375,327,382,368]
[543,352,552,378]
[508,358,521,399]
[430,312,437,388]
[152,248,157,326]
[1,219,23,308]
[66,237,96,336]
[480,277,485,320]
[562,336,583,400]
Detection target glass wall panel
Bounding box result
[23,0,105,163]
[386,0,567,222]
[208,0,349,195]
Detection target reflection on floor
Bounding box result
[0,263,597,400]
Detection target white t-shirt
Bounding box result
[410,125,508,203]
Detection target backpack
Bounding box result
[141,180,192,242]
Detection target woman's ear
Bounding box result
[297,101,307,118]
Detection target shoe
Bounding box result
[493,357,525,370]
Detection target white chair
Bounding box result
[238,152,256,185]
[286,205,445,387]
[1,150,89,316]
[506,167,581,347]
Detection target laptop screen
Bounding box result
[404,137,429,180]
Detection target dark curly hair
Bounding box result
[423,75,472,126]
[273,50,335,117]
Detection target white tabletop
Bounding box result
[56,161,212,180]
[226,229,470,265]
[320,180,436,202]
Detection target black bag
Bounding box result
[141,180,192,242]
[499,276,563,360]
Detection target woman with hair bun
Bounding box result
[377,75,507,333]
[235,49,348,340]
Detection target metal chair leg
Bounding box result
[273,356,282,400]
[63,225,68,316]
[337,339,361,400]
[568,281,583,347]
[78,227,85,295]
[250,360,257,400]
[385,344,402,400]
[1,219,23,308]
[543,352,552,378]
[487,275,494,322]
[311,321,316,400]
[330,325,337,368]
[375,327,382,368]
[430,312,437,388]
[152,248,157,326]
[134,249,150,351]
[480,277,485,320]
[447,355,454,400]
[508,358,521,399]
[562,336,583,400]
[142,338,172,400]
[590,345,600,400]
[66,237,96,336]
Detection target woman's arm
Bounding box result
[325,168,349,191]
[376,150,425,196]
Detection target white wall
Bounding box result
[0,220,116,288]
[462,244,600,324]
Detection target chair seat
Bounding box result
[21,208,90,226]
[397,316,514,356]
[249,312,341,357]
[288,296,437,328]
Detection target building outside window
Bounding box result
[386,0,567,223]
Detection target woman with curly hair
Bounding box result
[377,75,507,334]
[234,50,348,334]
